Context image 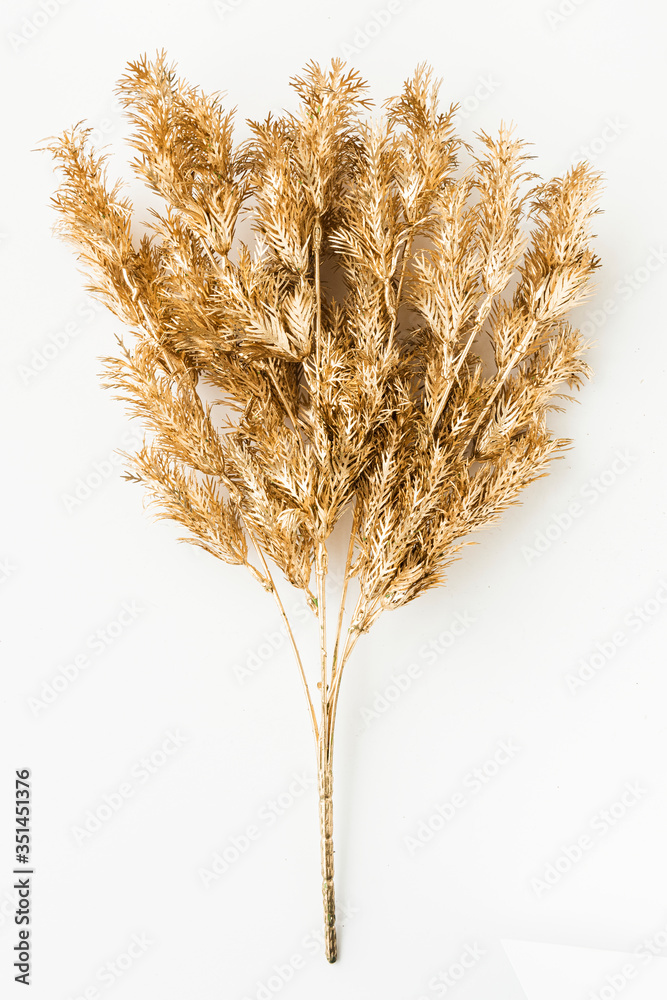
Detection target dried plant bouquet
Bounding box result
[46,53,602,962]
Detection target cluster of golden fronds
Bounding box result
[46,52,602,961]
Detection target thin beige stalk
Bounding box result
[266,359,301,437]
[430,292,495,431]
[250,532,319,743]
[386,235,411,352]
[316,541,336,962]
[318,732,336,963]
[466,317,540,449]
[313,215,337,962]
[331,502,359,677]
[326,592,370,757]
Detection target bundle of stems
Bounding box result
[45,52,602,961]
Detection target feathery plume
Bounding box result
[44,52,603,961]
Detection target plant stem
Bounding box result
[266,358,302,437]
[315,537,337,960]
[313,219,323,404]
[312,216,337,960]
[429,291,495,432]
[327,617,363,756]
[318,727,336,962]
[386,235,411,352]
[331,503,359,679]
[464,316,539,449]
[248,529,319,743]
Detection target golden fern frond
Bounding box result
[45,54,603,965]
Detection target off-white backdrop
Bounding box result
[2,1,666,998]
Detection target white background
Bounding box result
[2,1,667,998]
